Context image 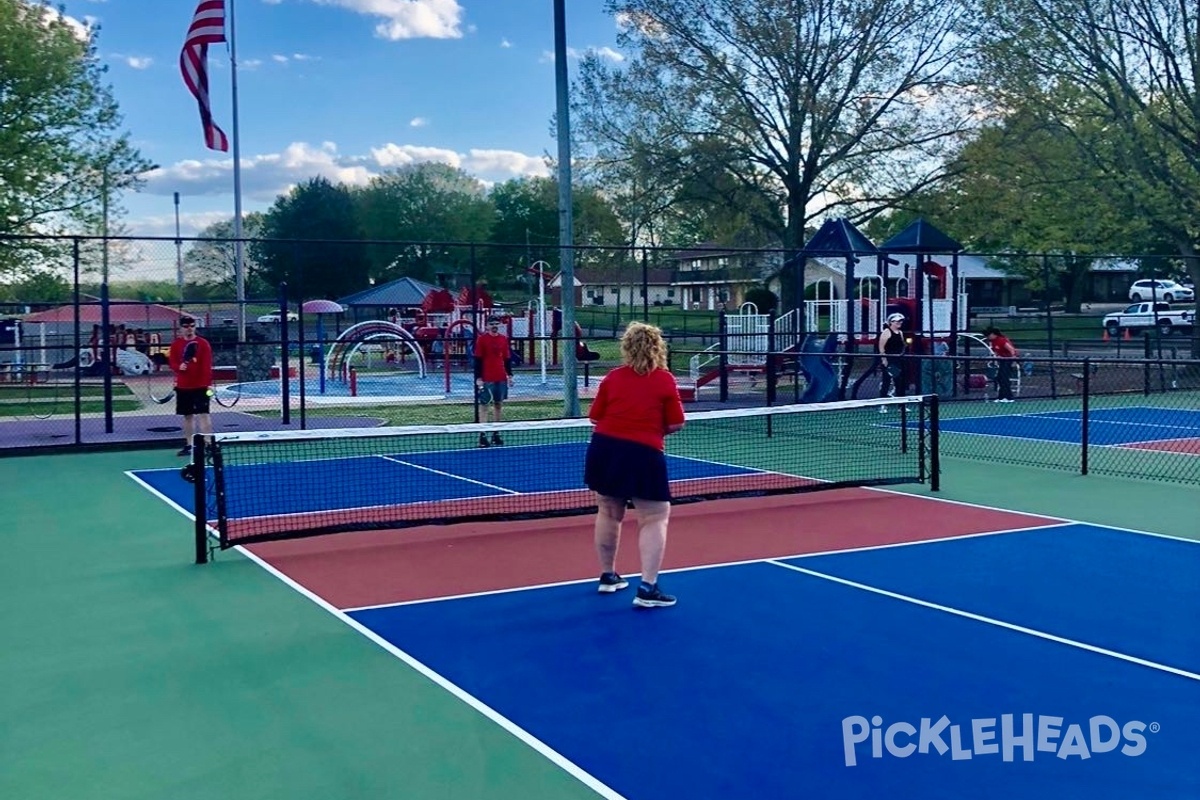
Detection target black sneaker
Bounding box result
[478,434,489,448]
[491,432,504,446]
[177,445,192,457]
[597,572,629,593]
[633,583,676,608]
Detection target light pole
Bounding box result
[528,260,552,384]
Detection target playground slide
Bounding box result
[798,334,839,404]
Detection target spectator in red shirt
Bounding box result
[584,322,686,609]
[473,316,514,447]
[984,326,1018,402]
[168,315,214,456]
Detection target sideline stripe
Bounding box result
[766,559,1200,684]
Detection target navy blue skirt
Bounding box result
[584,432,671,502]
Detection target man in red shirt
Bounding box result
[473,316,514,446]
[984,326,1018,402]
[168,315,214,456]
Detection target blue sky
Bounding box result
[59,0,624,237]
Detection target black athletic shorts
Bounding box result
[584,432,671,502]
[176,387,211,416]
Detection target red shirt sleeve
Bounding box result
[589,376,610,422]
[659,371,685,428]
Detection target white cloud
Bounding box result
[126,210,237,238]
[540,46,623,65]
[371,143,461,169]
[311,0,464,41]
[139,141,548,215]
[143,142,375,203]
[37,4,91,41]
[591,46,623,63]
[409,117,429,128]
[120,55,154,70]
[242,58,264,70]
[463,149,549,178]
[500,38,512,49]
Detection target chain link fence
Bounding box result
[1,234,1197,486]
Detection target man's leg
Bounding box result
[179,413,195,455]
[196,412,213,436]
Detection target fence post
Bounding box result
[72,239,83,446]
[766,316,777,406]
[279,282,290,424]
[1142,333,1151,396]
[719,310,729,402]
[100,281,114,433]
[1081,358,1090,476]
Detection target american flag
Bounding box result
[179,0,229,152]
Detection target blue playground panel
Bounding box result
[349,524,1200,800]
[223,371,585,399]
[937,406,1200,446]
[130,442,761,519]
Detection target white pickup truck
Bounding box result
[1103,302,1196,337]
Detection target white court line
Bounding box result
[859,480,1200,547]
[120,471,628,800]
[765,558,1200,684]
[341,522,1074,613]
[376,455,522,495]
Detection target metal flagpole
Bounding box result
[228,0,246,341]
[174,192,184,305]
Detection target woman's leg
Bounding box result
[594,494,627,574]
[631,499,671,585]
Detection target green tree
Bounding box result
[974,0,1200,349]
[253,178,369,299]
[356,163,494,284]
[0,1,150,274]
[487,176,627,287]
[868,104,1165,311]
[183,213,267,297]
[575,0,975,253]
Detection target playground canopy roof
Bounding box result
[880,218,965,254]
[338,277,440,309]
[801,218,879,257]
[22,302,185,326]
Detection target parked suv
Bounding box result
[1128,279,1194,303]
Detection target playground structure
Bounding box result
[684,217,972,403]
[317,281,598,399]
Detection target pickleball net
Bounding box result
[192,394,939,557]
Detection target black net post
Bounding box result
[928,394,940,491]
[193,434,209,564]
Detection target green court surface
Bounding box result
[1,446,1195,800]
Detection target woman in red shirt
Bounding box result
[585,322,686,609]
